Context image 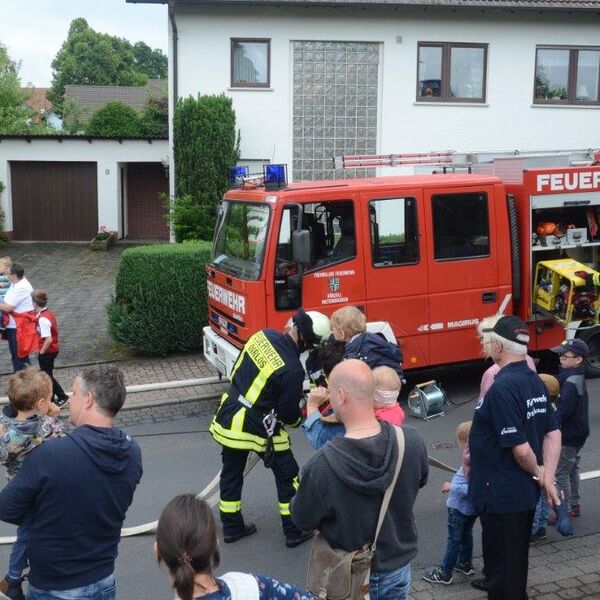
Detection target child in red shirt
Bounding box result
[31,290,69,407]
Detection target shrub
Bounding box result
[107,242,212,355]
[85,101,142,137]
[172,94,239,240]
[140,96,168,137]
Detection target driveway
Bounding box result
[0,243,129,374]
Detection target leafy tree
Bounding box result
[140,96,168,137]
[133,42,167,79]
[48,18,149,116]
[85,101,142,137]
[172,94,240,241]
[0,43,45,134]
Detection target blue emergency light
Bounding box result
[229,166,249,188]
[263,164,288,190]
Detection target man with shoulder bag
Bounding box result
[291,360,429,599]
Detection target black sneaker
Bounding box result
[454,563,475,576]
[0,577,25,600]
[285,530,314,548]
[223,523,257,543]
[470,577,489,591]
[422,567,452,585]
[530,527,547,544]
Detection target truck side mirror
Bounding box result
[292,230,311,265]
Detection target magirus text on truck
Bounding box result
[203,149,600,377]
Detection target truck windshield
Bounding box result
[212,201,270,280]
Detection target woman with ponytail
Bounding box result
[155,494,317,600]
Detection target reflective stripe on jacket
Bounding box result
[209,329,304,452]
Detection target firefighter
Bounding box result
[209,309,331,547]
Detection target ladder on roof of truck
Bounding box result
[333,148,600,170]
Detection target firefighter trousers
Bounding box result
[219,445,301,539]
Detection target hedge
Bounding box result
[107,242,212,355]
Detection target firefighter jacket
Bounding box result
[209,329,304,453]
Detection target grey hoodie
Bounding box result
[291,421,428,572]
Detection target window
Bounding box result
[231,39,270,88]
[212,201,271,280]
[274,201,355,310]
[535,47,600,104]
[417,43,487,102]
[432,193,489,261]
[369,198,419,267]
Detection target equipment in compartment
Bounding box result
[533,259,600,326]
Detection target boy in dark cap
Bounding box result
[550,339,590,519]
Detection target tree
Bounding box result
[140,96,168,137]
[172,94,240,241]
[0,43,42,134]
[85,101,142,137]
[133,42,167,79]
[48,18,149,116]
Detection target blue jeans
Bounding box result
[532,492,550,534]
[369,563,411,600]
[8,519,30,581]
[441,508,478,575]
[6,327,30,372]
[28,574,116,600]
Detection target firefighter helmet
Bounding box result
[292,309,331,350]
[306,310,331,342]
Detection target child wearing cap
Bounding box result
[550,339,590,519]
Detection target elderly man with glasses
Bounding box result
[469,315,561,600]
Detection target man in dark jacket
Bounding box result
[0,366,142,600]
[291,359,428,599]
[551,339,590,517]
[469,316,560,600]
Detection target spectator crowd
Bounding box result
[0,299,591,599]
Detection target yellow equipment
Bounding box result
[533,259,600,326]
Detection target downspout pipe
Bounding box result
[168,0,178,242]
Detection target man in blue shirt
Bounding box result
[469,316,561,599]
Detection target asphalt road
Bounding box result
[0,362,598,599]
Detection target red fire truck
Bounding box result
[203,149,600,377]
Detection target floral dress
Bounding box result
[196,574,317,600]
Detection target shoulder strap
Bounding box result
[372,426,405,549]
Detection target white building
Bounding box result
[132,0,600,187]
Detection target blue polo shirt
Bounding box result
[468,360,559,514]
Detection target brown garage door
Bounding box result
[126,163,169,239]
[11,161,98,241]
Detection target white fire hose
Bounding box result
[0,373,597,546]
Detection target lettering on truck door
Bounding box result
[424,187,501,365]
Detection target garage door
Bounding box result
[10,161,98,241]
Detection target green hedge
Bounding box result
[107,242,212,355]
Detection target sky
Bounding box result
[0,0,168,87]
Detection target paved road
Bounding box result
[0,243,129,374]
[1,362,597,599]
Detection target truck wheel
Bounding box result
[577,326,600,378]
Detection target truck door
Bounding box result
[424,186,500,365]
[362,192,430,368]
[268,198,366,327]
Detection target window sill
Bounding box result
[531,103,599,108]
[413,101,489,107]
[228,87,274,92]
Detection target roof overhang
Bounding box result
[126,0,600,13]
